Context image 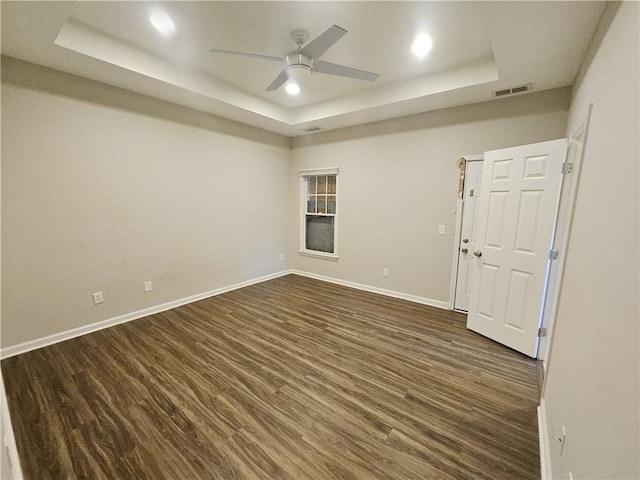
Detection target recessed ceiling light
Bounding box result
[150,10,175,37]
[412,34,433,58]
[285,83,300,95]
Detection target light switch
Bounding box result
[438,225,446,235]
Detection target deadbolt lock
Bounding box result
[462,238,469,243]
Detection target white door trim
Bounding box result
[1,372,24,479]
[537,399,553,480]
[448,155,484,310]
[538,104,593,369]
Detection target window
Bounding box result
[300,168,338,258]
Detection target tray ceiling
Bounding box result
[1,2,605,136]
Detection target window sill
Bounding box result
[298,250,339,261]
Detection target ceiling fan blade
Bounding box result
[300,25,347,59]
[209,48,282,63]
[314,61,379,82]
[266,70,289,91]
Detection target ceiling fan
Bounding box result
[209,25,380,92]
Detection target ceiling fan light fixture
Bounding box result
[287,65,313,84]
[150,10,175,37]
[412,34,433,58]
[285,82,301,95]
[285,53,314,84]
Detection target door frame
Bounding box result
[538,104,593,366]
[448,154,484,311]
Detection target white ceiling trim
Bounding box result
[292,56,498,125]
[55,19,291,123]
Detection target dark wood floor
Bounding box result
[2,274,540,480]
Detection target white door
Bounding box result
[467,139,567,357]
[454,160,483,311]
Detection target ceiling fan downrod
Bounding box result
[287,29,313,83]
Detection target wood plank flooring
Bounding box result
[2,274,540,480]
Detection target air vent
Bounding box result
[303,126,325,133]
[494,83,532,97]
[511,84,530,94]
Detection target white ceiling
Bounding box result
[1,1,605,137]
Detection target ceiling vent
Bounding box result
[494,83,532,97]
[303,126,325,133]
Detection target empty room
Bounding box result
[0,1,638,479]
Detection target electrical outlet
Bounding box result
[144,281,153,293]
[92,291,104,305]
[280,253,285,261]
[382,268,389,277]
[559,425,567,457]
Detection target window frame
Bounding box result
[299,167,339,259]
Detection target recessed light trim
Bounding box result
[412,34,433,58]
[150,10,175,37]
[285,83,301,95]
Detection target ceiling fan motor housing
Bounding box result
[285,53,314,83]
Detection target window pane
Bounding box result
[328,175,337,194]
[306,216,334,253]
[317,175,327,194]
[327,196,336,214]
[317,196,327,214]
[307,195,316,213]
[308,177,317,194]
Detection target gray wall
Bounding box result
[1,57,570,350]
[290,89,569,304]
[1,58,291,348]
[542,2,640,479]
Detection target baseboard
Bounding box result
[0,270,290,360]
[1,269,449,359]
[289,270,449,310]
[538,399,553,480]
[1,372,24,479]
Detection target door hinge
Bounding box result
[538,327,547,337]
[549,249,560,260]
[561,162,574,174]
[470,189,474,197]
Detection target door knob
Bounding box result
[473,250,482,257]
[462,238,469,243]
[461,248,468,254]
